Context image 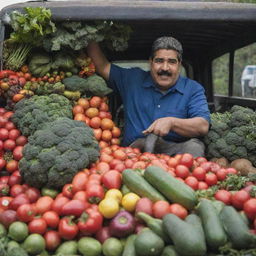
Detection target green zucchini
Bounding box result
[197,199,227,250]
[122,234,137,256]
[163,213,207,256]
[219,205,256,249]
[161,245,180,256]
[136,212,171,243]
[144,166,197,210]
[134,228,165,256]
[122,169,167,202]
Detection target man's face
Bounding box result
[150,49,181,91]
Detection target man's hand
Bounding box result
[143,117,173,136]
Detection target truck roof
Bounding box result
[1,0,256,62]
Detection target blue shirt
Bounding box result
[109,64,211,146]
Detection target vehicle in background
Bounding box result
[241,65,256,97]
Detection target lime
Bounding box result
[23,233,45,255]
[8,221,28,242]
[78,237,102,256]
[0,223,7,238]
[102,237,123,256]
[56,240,78,255]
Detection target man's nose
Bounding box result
[162,61,169,70]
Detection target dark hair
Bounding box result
[151,36,183,61]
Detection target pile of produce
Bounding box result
[0,6,255,256]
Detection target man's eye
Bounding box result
[154,59,163,63]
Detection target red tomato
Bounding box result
[101,170,122,189]
[72,172,88,193]
[152,200,170,219]
[28,218,47,235]
[0,158,6,170]
[96,161,110,174]
[44,230,61,251]
[35,196,54,214]
[10,184,24,197]
[169,203,188,219]
[3,139,16,151]
[16,204,37,222]
[8,172,22,187]
[216,168,228,181]
[0,128,9,140]
[4,121,15,131]
[6,159,18,173]
[192,167,206,181]
[205,172,218,186]
[179,153,194,169]
[73,191,88,202]
[9,193,30,210]
[51,196,70,215]
[58,217,78,240]
[231,190,250,210]
[214,190,232,205]
[175,165,190,179]
[167,157,179,168]
[199,161,213,172]
[184,176,199,190]
[61,200,86,217]
[62,184,73,199]
[226,168,238,175]
[25,187,41,203]
[0,116,7,128]
[12,146,23,161]
[42,211,60,228]
[195,156,207,164]
[209,163,221,173]
[8,129,21,140]
[243,198,256,220]
[15,135,27,146]
[198,181,209,190]
[135,197,153,216]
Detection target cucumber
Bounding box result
[161,245,180,256]
[122,234,137,256]
[144,166,197,210]
[197,199,227,250]
[163,213,207,256]
[134,228,165,256]
[136,212,171,243]
[219,205,256,249]
[122,169,167,202]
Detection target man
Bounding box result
[87,36,211,157]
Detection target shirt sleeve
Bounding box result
[188,82,211,123]
[108,64,128,93]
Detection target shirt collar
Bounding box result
[143,72,185,94]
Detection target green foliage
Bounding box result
[19,118,99,189]
[43,21,132,52]
[8,7,56,46]
[11,94,73,136]
[204,105,256,166]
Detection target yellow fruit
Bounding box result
[98,197,119,218]
[105,189,123,204]
[121,193,140,212]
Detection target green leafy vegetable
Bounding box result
[43,21,132,52]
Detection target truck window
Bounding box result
[212,53,229,96]
[234,43,256,98]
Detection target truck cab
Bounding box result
[241,65,256,97]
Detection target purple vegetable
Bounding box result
[109,210,135,238]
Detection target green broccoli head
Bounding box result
[11,94,73,136]
[19,118,100,189]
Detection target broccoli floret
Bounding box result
[19,118,100,189]
[7,246,28,256]
[224,130,244,146]
[11,94,73,136]
[228,105,256,127]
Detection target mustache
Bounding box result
[157,70,172,76]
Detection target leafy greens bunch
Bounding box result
[3,7,56,70]
[43,20,132,52]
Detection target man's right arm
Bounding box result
[87,41,111,81]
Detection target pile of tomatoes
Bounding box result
[72,96,121,148]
